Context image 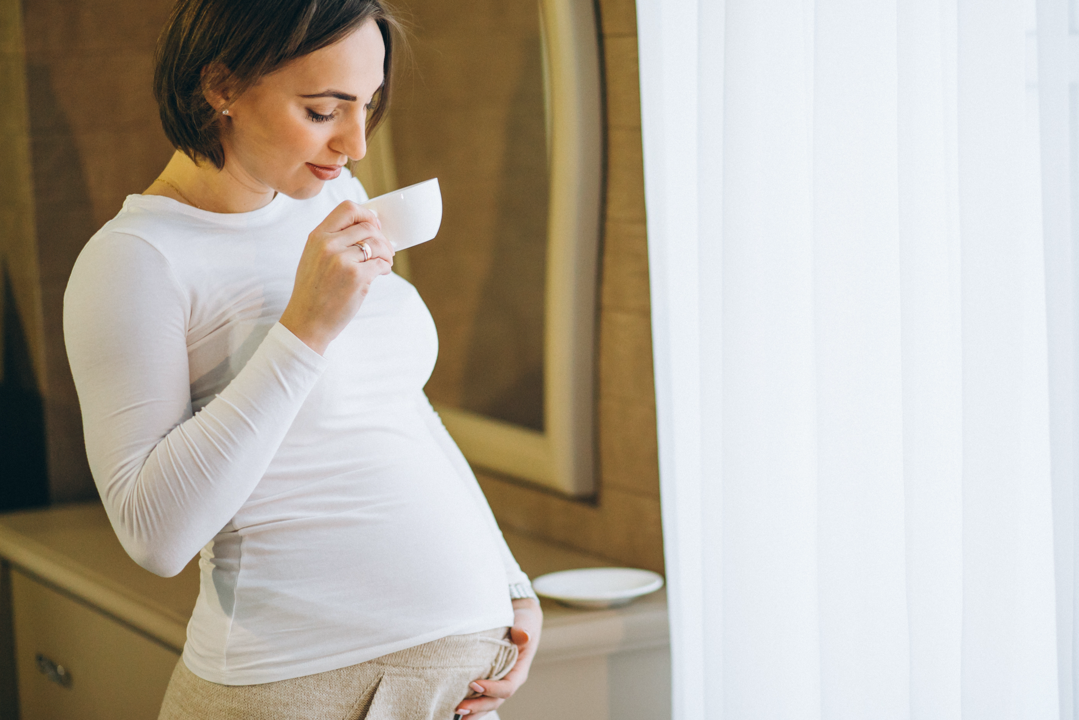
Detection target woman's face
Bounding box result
[217,19,385,199]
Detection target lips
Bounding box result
[306,163,344,181]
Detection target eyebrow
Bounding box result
[300,90,358,101]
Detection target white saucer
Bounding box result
[532,568,665,609]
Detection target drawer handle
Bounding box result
[35,653,72,688]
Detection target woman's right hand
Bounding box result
[279,201,394,355]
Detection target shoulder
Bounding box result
[67,201,191,312]
[73,210,180,284]
[81,195,206,263]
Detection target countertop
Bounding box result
[0,503,668,661]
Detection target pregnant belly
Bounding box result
[229,436,508,599]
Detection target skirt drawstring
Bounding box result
[475,634,519,681]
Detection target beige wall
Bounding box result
[3,0,175,502]
[475,0,664,574]
[0,0,43,392]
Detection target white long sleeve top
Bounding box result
[63,173,526,685]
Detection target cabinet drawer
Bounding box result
[12,569,180,720]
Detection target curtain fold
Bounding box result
[637,0,1074,717]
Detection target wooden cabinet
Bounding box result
[11,570,179,720]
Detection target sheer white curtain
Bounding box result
[637,0,1077,718]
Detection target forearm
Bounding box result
[89,324,325,576]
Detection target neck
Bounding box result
[147,150,276,214]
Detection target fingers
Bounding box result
[454,696,503,716]
[349,248,391,272]
[350,235,393,267]
[454,670,525,716]
[318,200,380,234]
[352,241,373,263]
[309,201,392,266]
[469,676,517,701]
[364,257,393,276]
[469,664,526,700]
[318,200,393,267]
[351,240,390,267]
[341,223,393,265]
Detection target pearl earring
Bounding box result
[222,109,229,115]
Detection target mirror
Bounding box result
[353,0,601,496]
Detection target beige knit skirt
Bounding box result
[157,628,517,720]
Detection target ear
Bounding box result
[200,62,236,112]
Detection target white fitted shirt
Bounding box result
[63,174,525,685]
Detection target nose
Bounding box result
[336,113,367,162]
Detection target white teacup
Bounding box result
[361,178,443,251]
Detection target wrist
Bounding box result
[278,311,330,356]
[512,597,541,614]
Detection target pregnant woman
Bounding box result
[62,0,541,717]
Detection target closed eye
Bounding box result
[307,108,335,123]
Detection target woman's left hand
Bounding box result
[456,598,543,718]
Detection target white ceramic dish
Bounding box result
[532,567,665,609]
[361,178,442,251]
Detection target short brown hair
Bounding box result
[153,0,398,169]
